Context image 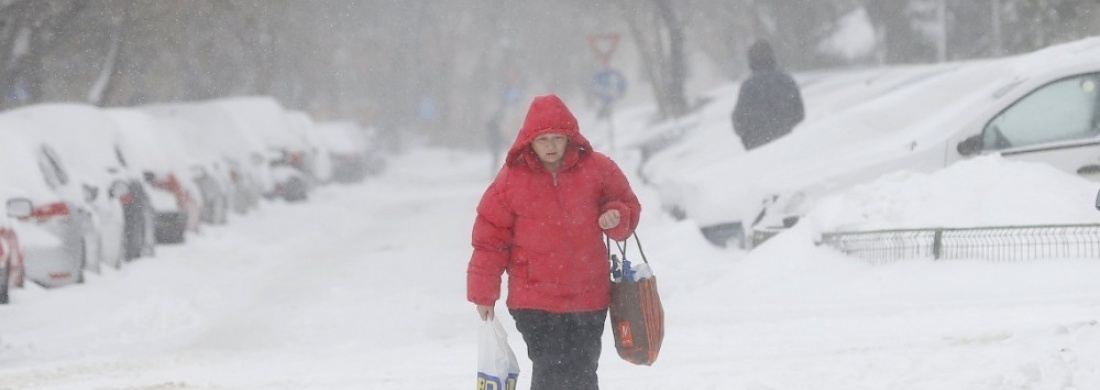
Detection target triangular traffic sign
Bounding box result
[587,33,621,66]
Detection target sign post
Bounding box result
[587,33,627,156]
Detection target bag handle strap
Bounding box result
[606,232,650,265]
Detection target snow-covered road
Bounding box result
[0,148,486,389]
[2,148,1100,389]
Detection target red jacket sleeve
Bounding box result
[599,157,641,241]
[467,174,514,306]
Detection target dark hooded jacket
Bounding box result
[467,94,641,313]
[732,41,805,150]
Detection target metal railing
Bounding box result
[818,224,1100,264]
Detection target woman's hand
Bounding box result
[599,209,621,230]
[476,305,495,321]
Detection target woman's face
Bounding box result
[532,133,568,167]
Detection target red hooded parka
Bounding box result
[467,94,641,313]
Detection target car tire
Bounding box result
[1,264,9,304]
[155,213,187,244]
[283,178,308,202]
[125,220,142,261]
[125,241,141,260]
[141,208,156,258]
[76,238,86,284]
[158,226,186,244]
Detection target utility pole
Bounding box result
[936,0,947,62]
[990,0,1002,56]
[587,33,626,157]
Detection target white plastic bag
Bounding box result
[477,317,520,390]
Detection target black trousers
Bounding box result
[509,309,607,390]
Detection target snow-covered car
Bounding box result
[1,196,27,304]
[210,96,311,201]
[359,126,387,177]
[635,62,964,246]
[180,102,266,213]
[106,108,204,244]
[143,103,266,216]
[4,104,151,267]
[287,110,333,185]
[315,121,370,183]
[193,162,231,225]
[637,62,959,195]
[673,36,1100,248]
[138,106,234,226]
[0,128,98,287]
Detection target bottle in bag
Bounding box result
[610,254,623,282]
[622,259,635,282]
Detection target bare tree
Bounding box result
[5,0,1099,148]
[684,0,756,80]
[865,0,938,64]
[619,0,689,119]
[0,0,87,109]
[87,1,133,106]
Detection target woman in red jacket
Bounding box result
[468,94,641,390]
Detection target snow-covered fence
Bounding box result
[818,224,1100,263]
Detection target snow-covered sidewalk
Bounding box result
[1,148,1099,389]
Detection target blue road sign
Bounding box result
[503,85,523,107]
[591,68,627,103]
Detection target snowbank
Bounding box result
[806,155,1100,232]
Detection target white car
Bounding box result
[667,36,1100,247]
[0,128,99,287]
[3,104,141,267]
[137,106,234,226]
[287,110,333,185]
[638,62,960,193]
[1,194,29,303]
[210,96,310,201]
[106,108,205,243]
[315,121,371,183]
[179,102,266,213]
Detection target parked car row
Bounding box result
[638,36,1100,248]
[315,121,386,183]
[0,96,382,303]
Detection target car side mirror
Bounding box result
[6,198,33,218]
[109,181,131,199]
[83,184,99,203]
[957,134,983,156]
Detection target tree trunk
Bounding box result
[936,0,947,62]
[0,0,87,109]
[655,0,688,117]
[990,0,1002,55]
[88,5,130,106]
[619,0,689,119]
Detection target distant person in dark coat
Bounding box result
[732,40,805,151]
